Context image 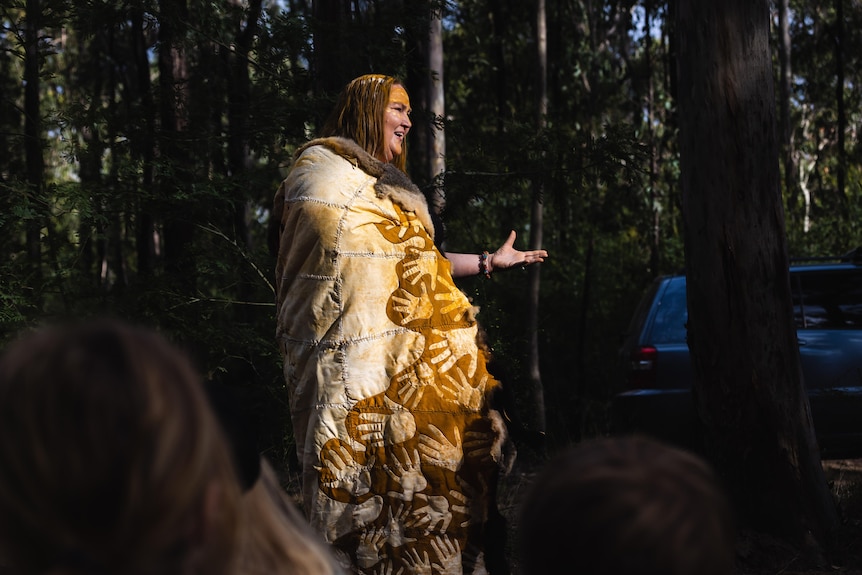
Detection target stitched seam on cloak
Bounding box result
[335,174,378,404]
[285,196,349,209]
[278,327,417,348]
[296,273,337,280]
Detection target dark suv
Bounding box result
[611,253,862,458]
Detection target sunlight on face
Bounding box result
[382,85,412,162]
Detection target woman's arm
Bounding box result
[445,230,549,279]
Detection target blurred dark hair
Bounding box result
[518,435,736,575]
[0,319,241,574]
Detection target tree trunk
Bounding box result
[158,0,194,284]
[834,0,846,205]
[311,0,350,97]
[525,0,547,436]
[404,0,445,215]
[24,0,43,282]
[74,30,105,288]
[676,0,838,546]
[488,0,507,135]
[644,0,660,274]
[227,0,262,322]
[226,0,261,240]
[426,11,445,215]
[777,0,797,215]
[131,7,156,277]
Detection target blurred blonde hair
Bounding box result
[238,460,345,575]
[320,74,408,172]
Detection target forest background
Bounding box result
[3,0,862,509]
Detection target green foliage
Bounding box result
[440,115,658,445]
[779,0,862,256]
[4,0,862,465]
[439,0,686,448]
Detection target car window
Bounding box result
[624,278,662,338]
[650,278,688,344]
[793,269,862,329]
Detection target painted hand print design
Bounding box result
[311,204,503,574]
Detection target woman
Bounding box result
[271,74,546,574]
[0,319,342,575]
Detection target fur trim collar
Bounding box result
[296,137,435,240]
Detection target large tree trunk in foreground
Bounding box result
[676,0,838,546]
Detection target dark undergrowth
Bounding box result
[275,447,862,575]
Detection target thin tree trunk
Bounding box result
[426,11,445,216]
[158,0,194,283]
[488,0,506,135]
[645,0,660,274]
[75,30,106,288]
[227,0,261,248]
[404,0,445,215]
[24,0,43,282]
[312,0,349,97]
[777,0,797,213]
[227,0,262,321]
[834,0,846,205]
[676,0,839,546]
[526,0,547,436]
[104,32,127,290]
[131,7,156,276]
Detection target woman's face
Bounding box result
[382,84,412,162]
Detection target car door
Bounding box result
[792,268,862,456]
[647,276,692,392]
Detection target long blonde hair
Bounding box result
[0,320,242,575]
[320,74,408,172]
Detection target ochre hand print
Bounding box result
[315,204,502,574]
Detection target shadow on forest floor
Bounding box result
[279,454,862,575]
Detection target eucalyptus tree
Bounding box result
[776,0,796,226]
[23,0,43,279]
[784,0,862,253]
[525,0,548,436]
[403,0,446,211]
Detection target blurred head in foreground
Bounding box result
[517,435,735,575]
[0,319,341,575]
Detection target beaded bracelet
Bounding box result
[479,251,491,279]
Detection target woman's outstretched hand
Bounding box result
[489,230,548,272]
[443,231,548,278]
